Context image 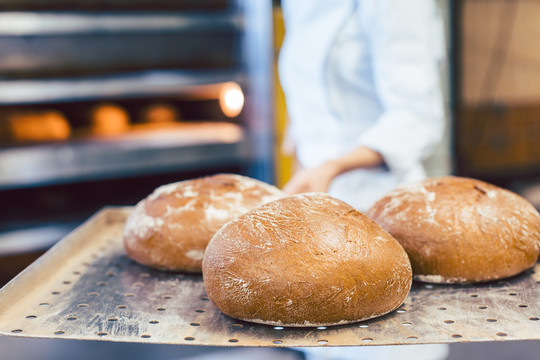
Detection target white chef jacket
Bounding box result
[280,1,448,359]
[279,0,445,211]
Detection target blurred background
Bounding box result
[0,0,538,359]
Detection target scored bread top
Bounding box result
[203,192,412,327]
[367,176,540,283]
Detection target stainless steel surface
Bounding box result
[0,12,240,35]
[0,123,246,189]
[241,0,274,182]
[0,10,240,78]
[0,223,78,256]
[0,70,241,105]
[1,207,538,347]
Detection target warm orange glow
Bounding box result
[90,103,130,136]
[219,82,244,118]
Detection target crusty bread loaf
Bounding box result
[123,174,284,273]
[202,193,412,327]
[367,176,540,284]
[90,103,130,136]
[7,110,71,142]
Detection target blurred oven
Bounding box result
[0,0,274,284]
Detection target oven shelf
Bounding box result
[0,10,241,80]
[0,122,248,190]
[0,70,243,105]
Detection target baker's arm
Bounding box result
[283,146,383,194]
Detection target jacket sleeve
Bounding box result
[355,0,445,180]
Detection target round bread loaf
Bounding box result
[367,176,540,284]
[90,103,130,136]
[123,174,284,273]
[202,193,412,327]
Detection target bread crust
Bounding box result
[123,174,284,273]
[202,193,412,327]
[367,176,540,283]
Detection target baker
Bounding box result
[279,0,449,359]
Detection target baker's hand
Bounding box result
[282,162,339,195]
[282,147,384,195]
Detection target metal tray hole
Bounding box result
[11,329,23,333]
[149,320,159,324]
[162,295,173,300]
[132,282,144,288]
[451,334,462,339]
[469,294,479,298]
[107,317,118,322]
[195,309,205,313]
[54,330,65,335]
[141,334,151,339]
[66,316,77,321]
[77,303,89,308]
[97,332,108,337]
[362,338,373,343]
[73,271,81,275]
[496,332,508,337]
[229,339,239,343]
[124,293,136,298]
[437,307,447,311]
[401,322,413,327]
[478,306,488,309]
[359,324,369,328]
[486,319,497,323]
[88,292,99,297]
[232,324,244,329]
[444,320,454,324]
[156,307,166,312]
[407,336,418,341]
[116,305,127,309]
[529,317,539,321]
[26,315,37,319]
[518,304,528,308]
[273,326,284,330]
[184,337,195,341]
[63,281,72,285]
[39,303,49,306]
[508,292,518,296]
[97,281,108,286]
[52,291,61,295]
[201,296,210,301]
[272,340,283,344]
[190,322,200,327]
[317,326,327,330]
[106,272,116,277]
[317,340,328,345]
[424,284,433,289]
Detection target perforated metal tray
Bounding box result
[0,207,538,347]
